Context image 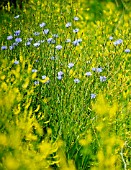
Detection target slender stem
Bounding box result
[120,142,127,170]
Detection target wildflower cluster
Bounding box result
[0,0,130,170]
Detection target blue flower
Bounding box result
[113,39,123,45]
[73,28,79,33]
[47,38,54,43]
[33,32,40,36]
[125,49,130,53]
[57,71,64,80]
[14,60,19,64]
[1,46,7,50]
[58,71,64,76]
[14,15,20,19]
[57,72,63,79]
[15,38,22,43]
[92,67,102,72]
[33,42,40,47]
[39,22,46,28]
[47,38,55,44]
[72,39,82,46]
[43,29,49,34]
[57,75,63,80]
[91,93,96,99]
[66,39,71,43]
[42,75,46,79]
[85,72,92,76]
[13,42,18,46]
[100,76,107,82]
[92,68,96,71]
[72,40,79,46]
[42,75,50,84]
[74,78,80,83]
[68,63,74,68]
[25,41,31,46]
[65,22,72,28]
[74,16,79,21]
[32,69,37,73]
[56,45,62,50]
[28,38,33,41]
[14,30,21,36]
[7,35,13,40]
[96,67,103,73]
[9,45,14,50]
[34,80,39,85]
[109,36,113,40]
[50,56,56,60]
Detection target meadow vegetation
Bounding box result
[0,0,131,169]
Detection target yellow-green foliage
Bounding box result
[0,0,131,170]
[0,56,76,170]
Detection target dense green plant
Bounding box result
[0,0,130,169]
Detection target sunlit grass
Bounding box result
[0,0,131,169]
